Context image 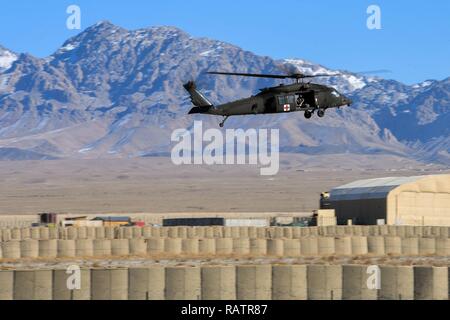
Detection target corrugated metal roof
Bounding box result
[329,176,425,201]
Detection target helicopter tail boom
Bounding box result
[183,81,214,110]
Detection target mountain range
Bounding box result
[0,21,448,166]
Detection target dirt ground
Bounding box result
[1,254,448,270]
[0,154,447,215]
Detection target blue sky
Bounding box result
[0,0,448,84]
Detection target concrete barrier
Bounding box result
[342,265,378,300]
[300,238,319,256]
[272,265,307,300]
[75,239,94,257]
[168,227,178,239]
[20,240,39,259]
[436,238,450,256]
[384,237,402,255]
[350,237,368,255]
[66,227,77,240]
[128,239,146,255]
[292,227,302,239]
[76,227,87,239]
[249,239,267,256]
[86,227,96,239]
[93,239,112,256]
[147,238,165,255]
[274,227,284,239]
[267,239,284,256]
[131,227,142,238]
[123,227,134,240]
[91,269,128,300]
[165,267,201,300]
[0,271,13,300]
[165,238,182,255]
[215,238,233,255]
[128,267,165,300]
[318,237,335,255]
[201,266,236,300]
[178,227,189,239]
[39,227,50,240]
[248,227,257,239]
[199,238,216,255]
[380,266,414,300]
[48,227,59,240]
[1,229,11,242]
[283,239,301,257]
[205,227,215,239]
[419,238,436,255]
[142,227,152,238]
[367,237,385,255]
[105,227,115,239]
[57,240,76,258]
[31,228,40,240]
[14,270,53,300]
[111,239,130,256]
[283,228,293,239]
[401,237,419,255]
[21,228,31,240]
[182,239,199,255]
[307,265,342,300]
[232,238,250,255]
[414,266,448,300]
[11,228,21,240]
[335,237,352,255]
[94,227,105,240]
[39,240,58,258]
[53,269,91,300]
[236,265,272,300]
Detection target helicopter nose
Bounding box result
[343,97,352,106]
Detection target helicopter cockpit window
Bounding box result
[286,95,295,104]
[277,96,286,105]
[331,90,340,97]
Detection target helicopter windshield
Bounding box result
[331,90,341,97]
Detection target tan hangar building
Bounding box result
[327,174,450,226]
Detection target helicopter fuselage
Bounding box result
[202,82,352,117]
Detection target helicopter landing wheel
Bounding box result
[219,116,229,128]
[317,109,325,118]
[304,111,312,119]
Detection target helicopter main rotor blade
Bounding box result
[206,71,290,79]
[206,71,339,79]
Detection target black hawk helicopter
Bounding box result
[184,71,353,127]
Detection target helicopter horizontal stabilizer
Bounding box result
[183,81,214,108]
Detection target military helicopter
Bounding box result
[184,71,353,127]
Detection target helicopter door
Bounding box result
[264,96,277,113]
[295,91,316,110]
[276,95,295,112]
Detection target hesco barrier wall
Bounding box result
[1,236,450,260]
[0,225,449,242]
[0,236,449,260]
[0,265,447,300]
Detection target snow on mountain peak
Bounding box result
[0,46,18,71]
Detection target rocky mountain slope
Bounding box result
[0,21,448,165]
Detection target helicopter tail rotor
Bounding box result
[183,81,214,108]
